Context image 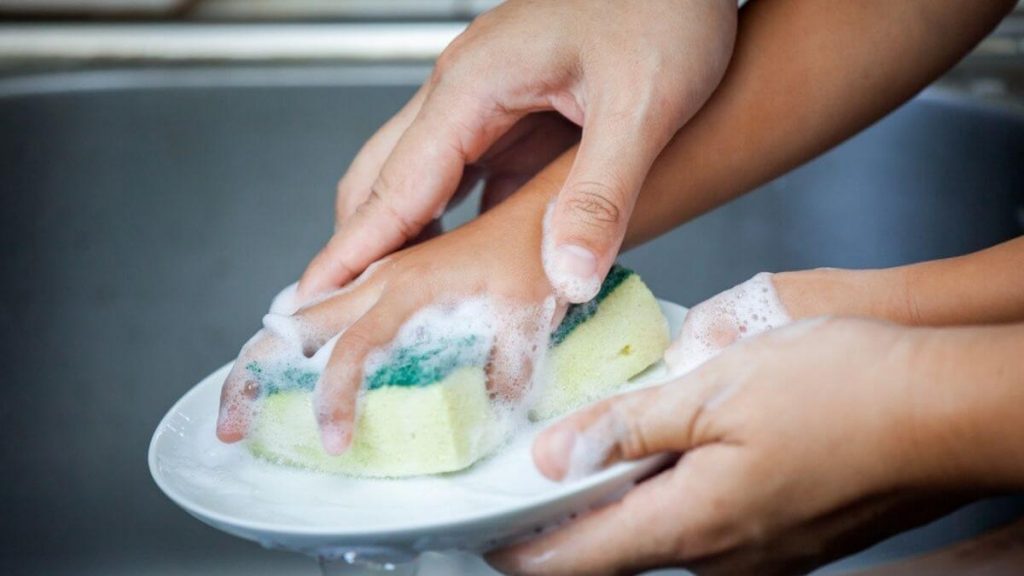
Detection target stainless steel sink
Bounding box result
[1,65,1022,576]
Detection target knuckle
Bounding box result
[673,498,734,559]
[319,240,360,280]
[338,327,375,361]
[564,181,628,229]
[364,177,421,240]
[335,189,356,224]
[393,261,431,286]
[609,400,650,459]
[431,41,468,85]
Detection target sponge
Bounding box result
[249,366,501,477]
[245,266,667,477]
[532,267,670,420]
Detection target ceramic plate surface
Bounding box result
[149,301,686,555]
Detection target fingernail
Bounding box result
[538,427,577,481]
[484,550,520,575]
[216,416,245,443]
[548,244,600,303]
[487,546,558,575]
[216,383,254,443]
[320,421,352,455]
[555,244,597,277]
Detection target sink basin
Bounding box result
[1,65,1022,576]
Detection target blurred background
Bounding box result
[1,2,1024,575]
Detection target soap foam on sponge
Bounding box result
[244,266,668,478]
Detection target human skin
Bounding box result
[486,319,1024,575]
[219,0,1017,451]
[497,0,1017,253]
[297,0,738,304]
[775,236,1024,327]
[217,176,563,450]
[665,237,1024,374]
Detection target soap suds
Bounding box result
[362,298,498,391]
[270,259,388,316]
[665,272,791,376]
[230,283,563,471]
[541,201,601,304]
[563,413,627,481]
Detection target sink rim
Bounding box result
[1,64,1023,122]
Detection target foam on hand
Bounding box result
[239,266,669,478]
[269,283,301,316]
[540,201,601,303]
[664,272,791,376]
[249,299,515,477]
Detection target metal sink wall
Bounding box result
[1,66,1022,576]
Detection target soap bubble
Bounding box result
[541,201,601,303]
[220,279,563,476]
[665,272,791,375]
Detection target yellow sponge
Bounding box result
[532,271,670,420]
[245,266,668,477]
[249,367,500,477]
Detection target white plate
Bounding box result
[149,300,686,557]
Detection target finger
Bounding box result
[334,83,430,225]
[532,369,724,481]
[404,218,443,249]
[487,325,535,402]
[689,492,966,576]
[664,273,793,375]
[486,303,551,401]
[488,469,679,576]
[216,329,297,442]
[283,272,383,356]
[490,445,749,576]
[489,455,743,576]
[297,87,522,299]
[216,281,380,443]
[313,288,436,455]
[663,303,739,376]
[543,99,679,303]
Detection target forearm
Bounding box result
[771,236,1024,326]
[901,322,1024,491]
[903,237,1024,325]
[527,0,1014,247]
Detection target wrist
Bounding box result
[894,324,1024,491]
[772,267,911,323]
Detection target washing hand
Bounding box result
[298,0,737,304]
[489,318,1024,575]
[217,182,558,454]
[669,238,1024,376]
[664,267,911,374]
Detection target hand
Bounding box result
[488,318,945,575]
[217,185,557,454]
[665,268,912,374]
[298,0,737,304]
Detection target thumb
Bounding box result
[297,87,520,301]
[543,103,673,303]
[532,369,723,482]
